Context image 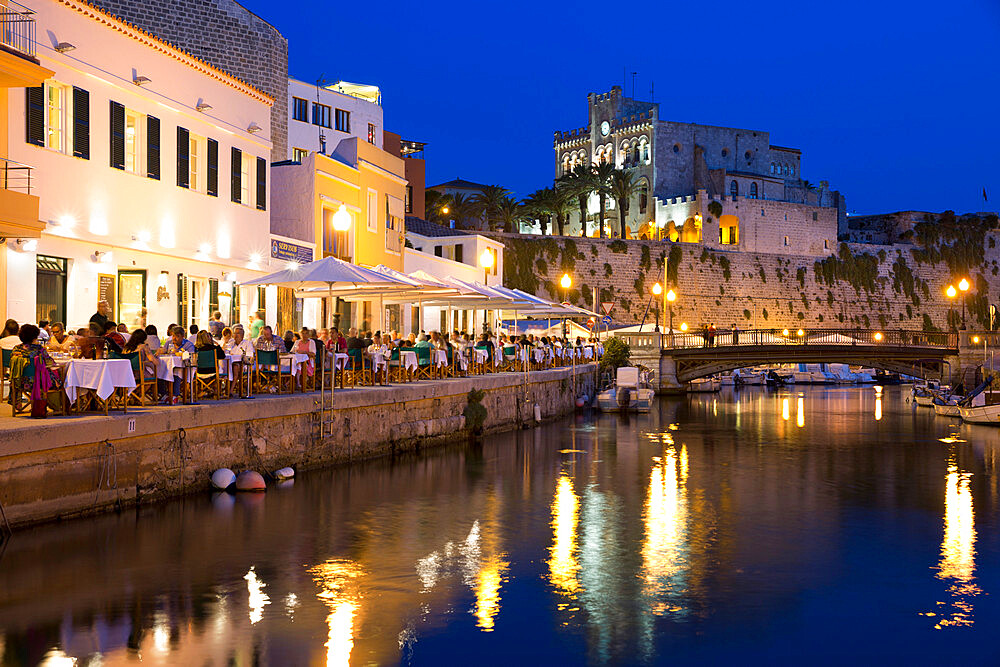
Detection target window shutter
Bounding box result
[208,278,219,314]
[25,86,44,146]
[231,282,240,326]
[207,138,219,197]
[72,87,89,159]
[176,126,189,188]
[231,147,241,203]
[455,244,463,264]
[176,274,188,325]
[256,156,266,211]
[146,115,160,179]
[109,101,125,170]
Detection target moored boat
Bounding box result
[687,377,721,393]
[597,367,654,413]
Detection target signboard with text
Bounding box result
[270,239,314,264]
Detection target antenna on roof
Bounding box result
[650,80,654,102]
[631,71,637,98]
[316,75,327,154]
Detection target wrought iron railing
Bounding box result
[1,157,33,194]
[0,0,36,59]
[627,328,959,350]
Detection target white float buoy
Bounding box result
[235,470,266,492]
[211,468,236,490]
[273,466,295,480]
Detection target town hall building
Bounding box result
[553,86,847,256]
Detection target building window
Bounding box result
[36,255,67,324]
[813,211,819,221]
[124,109,143,174]
[405,185,413,213]
[336,108,351,133]
[312,103,331,128]
[824,239,830,250]
[722,148,729,158]
[240,152,253,206]
[189,133,205,192]
[292,97,309,122]
[367,189,377,231]
[367,123,376,144]
[45,83,68,151]
[639,184,648,214]
[749,182,758,199]
[784,236,790,246]
[790,165,796,176]
[673,143,680,153]
[730,181,738,198]
[292,147,308,162]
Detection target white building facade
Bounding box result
[286,78,382,161]
[5,0,275,332]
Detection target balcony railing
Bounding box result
[0,0,36,59]
[1,157,33,194]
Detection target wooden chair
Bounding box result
[499,345,517,372]
[414,346,433,380]
[474,345,492,374]
[387,348,407,383]
[1,348,10,401]
[8,357,34,416]
[112,351,157,406]
[255,349,292,394]
[194,350,223,400]
[343,348,372,387]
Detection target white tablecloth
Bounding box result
[371,351,387,372]
[156,355,190,382]
[399,350,417,372]
[474,348,489,365]
[432,350,448,368]
[281,353,309,377]
[582,347,594,360]
[62,359,136,402]
[333,353,349,371]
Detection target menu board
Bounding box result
[98,273,116,318]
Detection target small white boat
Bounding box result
[934,402,961,417]
[959,403,1000,425]
[688,377,721,393]
[720,372,735,386]
[597,367,654,413]
[741,371,765,386]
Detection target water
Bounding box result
[2,386,1000,666]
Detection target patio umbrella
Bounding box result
[241,256,412,328]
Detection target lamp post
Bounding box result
[959,278,970,330]
[480,248,495,334]
[666,289,676,344]
[652,282,662,332]
[946,283,957,331]
[330,204,352,329]
[560,273,572,339]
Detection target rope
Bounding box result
[97,439,118,490]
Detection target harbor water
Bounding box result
[1,385,999,665]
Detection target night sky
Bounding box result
[243,0,1000,216]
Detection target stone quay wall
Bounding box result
[0,366,596,528]
[495,231,1000,333]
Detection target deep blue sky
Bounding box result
[246,0,1000,215]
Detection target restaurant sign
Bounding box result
[270,239,313,264]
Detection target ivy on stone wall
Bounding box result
[666,245,683,285]
[813,243,880,294]
[604,263,613,278]
[640,245,651,272]
[634,275,645,297]
[762,307,769,320]
[796,267,806,288]
[708,200,723,219]
[608,240,628,254]
[911,212,998,275]
[719,256,731,282]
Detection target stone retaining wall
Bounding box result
[0,366,596,528]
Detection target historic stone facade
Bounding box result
[553,86,847,244]
[87,0,289,161]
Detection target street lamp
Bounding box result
[479,248,494,284]
[680,322,688,332]
[560,273,572,339]
[958,278,971,330]
[652,283,663,332]
[330,204,352,329]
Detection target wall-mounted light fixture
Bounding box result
[55,42,75,53]
[133,75,152,86]
[196,101,213,112]
[247,122,262,134]
[14,238,38,252]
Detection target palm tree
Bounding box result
[425,190,452,225]
[448,193,478,230]
[497,196,523,233]
[610,168,640,239]
[558,164,595,238]
[549,184,572,236]
[592,162,616,239]
[473,184,512,231]
[522,189,551,235]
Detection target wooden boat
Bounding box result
[597,367,654,413]
[688,377,721,393]
[933,401,961,417]
[959,403,1000,425]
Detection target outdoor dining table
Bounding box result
[59,358,136,411]
[399,350,418,380]
[473,347,489,373]
[280,353,311,391]
[432,349,448,377]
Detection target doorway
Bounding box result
[36,255,67,324]
[118,270,147,330]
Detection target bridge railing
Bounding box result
[653,328,958,350]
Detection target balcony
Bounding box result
[0,0,36,60]
[0,157,43,239]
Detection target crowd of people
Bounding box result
[3,299,604,410]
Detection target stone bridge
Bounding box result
[615,328,977,393]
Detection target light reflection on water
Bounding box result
[2,386,1000,664]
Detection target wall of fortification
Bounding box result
[495,231,1000,332]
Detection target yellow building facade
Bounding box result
[272,137,407,330]
[0,0,54,321]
